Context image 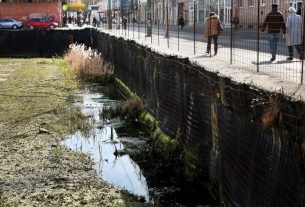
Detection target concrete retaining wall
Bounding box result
[92,30,305,207]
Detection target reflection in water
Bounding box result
[62,89,150,200]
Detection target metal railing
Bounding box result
[96,1,305,85]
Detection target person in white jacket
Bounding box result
[286,7,303,60]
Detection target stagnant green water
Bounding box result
[61,86,216,206]
[61,87,150,200]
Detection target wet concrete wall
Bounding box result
[0,29,304,207]
[91,31,305,207]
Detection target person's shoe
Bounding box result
[214,51,217,56]
[205,50,210,54]
[270,56,276,61]
[287,56,293,61]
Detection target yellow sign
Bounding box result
[62,5,68,11]
[62,3,85,11]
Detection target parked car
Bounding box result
[0,18,23,29]
[27,18,58,30]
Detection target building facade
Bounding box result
[232,0,303,26]
[97,0,304,27]
[0,0,62,25]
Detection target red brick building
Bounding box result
[0,0,62,25]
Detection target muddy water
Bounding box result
[61,88,150,201]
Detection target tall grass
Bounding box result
[103,96,144,120]
[262,96,282,129]
[64,44,113,79]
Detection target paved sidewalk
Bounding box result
[99,27,305,101]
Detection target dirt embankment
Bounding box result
[0,58,148,207]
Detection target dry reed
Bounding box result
[262,96,282,129]
[103,96,144,120]
[121,96,144,115]
[64,44,113,77]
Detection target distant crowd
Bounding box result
[62,14,102,27]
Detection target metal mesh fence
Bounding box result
[99,0,305,85]
[93,30,305,206]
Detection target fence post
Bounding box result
[256,0,260,72]
[133,11,135,38]
[158,6,160,45]
[230,0,233,64]
[151,0,153,44]
[128,8,129,37]
[108,0,112,29]
[301,6,305,84]
[166,0,169,48]
[138,1,140,40]
[193,0,196,55]
[145,7,147,41]
[178,19,180,51]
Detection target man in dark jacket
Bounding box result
[178,15,185,30]
[261,3,286,61]
[122,16,127,30]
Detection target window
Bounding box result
[261,0,265,6]
[238,0,243,7]
[297,2,303,10]
[32,18,41,22]
[248,0,253,7]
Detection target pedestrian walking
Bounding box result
[68,16,72,24]
[261,3,286,62]
[63,15,67,26]
[122,16,127,30]
[204,12,222,56]
[178,15,185,30]
[232,16,239,30]
[92,17,97,27]
[77,15,81,26]
[285,7,303,60]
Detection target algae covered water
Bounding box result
[61,87,150,201]
[61,86,217,207]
